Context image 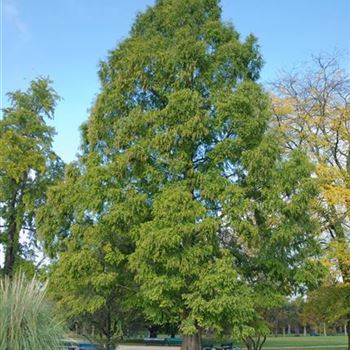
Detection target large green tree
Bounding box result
[0,78,63,277]
[39,1,322,349]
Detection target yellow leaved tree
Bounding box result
[271,53,350,347]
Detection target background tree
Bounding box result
[0,78,63,277]
[265,300,288,336]
[271,52,350,348]
[303,271,350,339]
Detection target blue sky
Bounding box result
[2,0,350,163]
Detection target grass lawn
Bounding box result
[118,335,348,350]
[261,335,348,349]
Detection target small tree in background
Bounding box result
[0,78,64,277]
[0,273,64,350]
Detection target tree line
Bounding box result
[1,1,349,350]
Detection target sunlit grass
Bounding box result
[264,335,347,347]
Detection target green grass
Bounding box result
[118,335,348,349]
[262,335,348,349]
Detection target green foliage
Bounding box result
[38,0,322,347]
[0,273,63,350]
[130,184,253,334]
[38,161,142,347]
[304,282,350,326]
[0,78,63,276]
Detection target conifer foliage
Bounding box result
[39,1,322,349]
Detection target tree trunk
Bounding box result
[4,220,17,277]
[4,177,26,278]
[243,335,266,350]
[105,338,114,350]
[339,265,350,350]
[149,325,158,338]
[288,324,291,335]
[341,274,350,349]
[258,336,267,350]
[181,333,201,350]
[304,326,307,336]
[346,316,350,350]
[323,322,327,336]
[4,189,19,277]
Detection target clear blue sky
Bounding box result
[2,0,350,163]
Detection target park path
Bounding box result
[117,346,179,350]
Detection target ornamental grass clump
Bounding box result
[0,273,63,350]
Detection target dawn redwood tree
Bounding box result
[39,1,322,349]
[0,78,63,277]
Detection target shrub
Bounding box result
[0,273,63,350]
